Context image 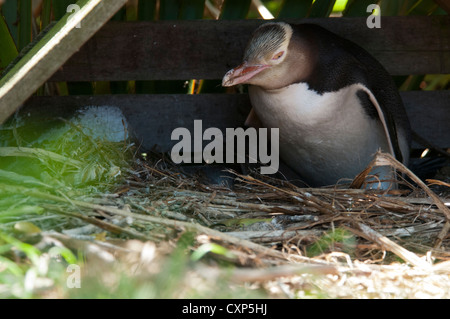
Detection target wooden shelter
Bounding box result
[1,6,449,153]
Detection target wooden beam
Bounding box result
[18,91,450,151]
[402,90,450,149]
[0,0,128,124]
[48,16,450,82]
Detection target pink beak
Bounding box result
[222,62,269,87]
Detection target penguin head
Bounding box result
[222,22,312,90]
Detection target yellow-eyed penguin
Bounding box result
[222,22,411,188]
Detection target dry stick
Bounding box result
[229,264,342,282]
[45,205,156,242]
[209,197,305,215]
[225,229,320,243]
[97,206,288,260]
[230,171,336,215]
[358,223,431,269]
[435,220,450,250]
[373,152,450,249]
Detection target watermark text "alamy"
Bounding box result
[171,120,279,174]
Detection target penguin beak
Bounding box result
[222,62,270,87]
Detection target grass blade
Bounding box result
[138,0,157,21]
[52,0,75,20]
[308,0,336,17]
[159,0,181,19]
[1,0,18,45]
[17,0,32,51]
[278,0,313,18]
[343,0,379,16]
[40,0,52,30]
[179,0,205,19]
[379,0,413,15]
[0,14,18,73]
[407,0,440,15]
[219,0,252,20]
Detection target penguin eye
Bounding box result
[272,51,284,60]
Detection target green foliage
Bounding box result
[0,110,132,230]
[40,0,52,29]
[191,242,236,261]
[137,0,157,21]
[1,0,18,45]
[343,0,378,16]
[179,0,205,19]
[407,0,440,15]
[307,228,356,257]
[52,0,76,20]
[0,14,18,72]
[220,0,252,20]
[17,0,32,51]
[278,0,313,18]
[159,0,180,19]
[309,0,337,17]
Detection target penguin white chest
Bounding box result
[248,82,389,185]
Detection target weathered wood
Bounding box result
[402,90,450,149]
[19,91,450,151]
[48,15,450,82]
[0,0,128,124]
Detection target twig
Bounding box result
[225,229,320,243]
[358,223,431,269]
[434,220,450,250]
[230,171,337,215]
[229,264,341,282]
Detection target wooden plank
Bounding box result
[48,15,450,82]
[18,91,449,151]
[0,0,128,124]
[402,90,450,149]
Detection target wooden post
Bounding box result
[0,0,128,124]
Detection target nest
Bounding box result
[60,150,446,298]
[118,151,450,253]
[17,148,449,298]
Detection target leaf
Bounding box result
[191,243,236,261]
[343,0,378,16]
[17,0,32,51]
[138,0,157,20]
[308,0,336,17]
[278,0,313,18]
[159,0,180,20]
[48,246,78,265]
[0,14,18,72]
[52,0,76,20]
[220,0,252,20]
[14,221,42,234]
[179,0,205,20]
[40,0,52,29]
[0,231,41,266]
